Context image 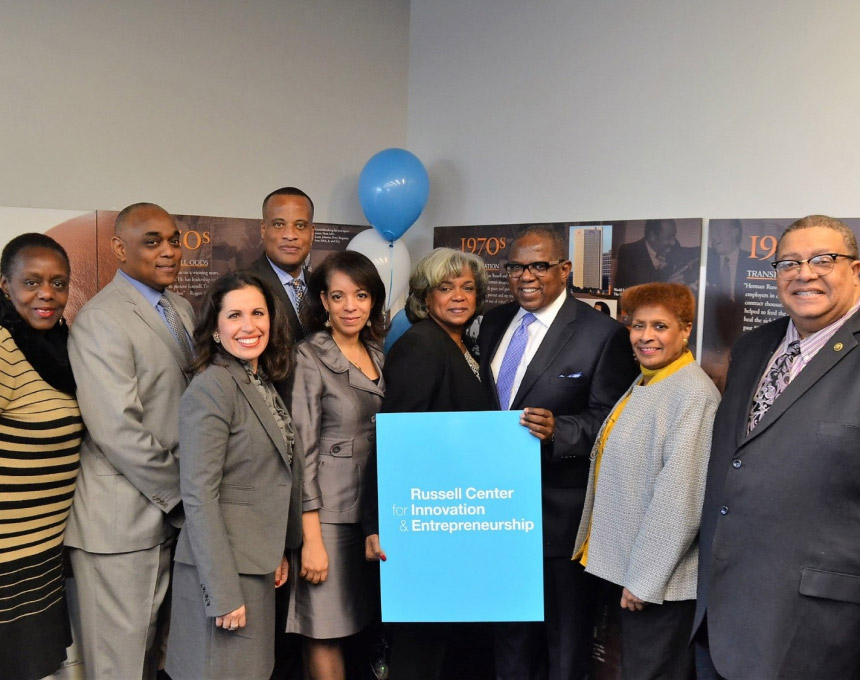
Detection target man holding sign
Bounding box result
[479,226,637,680]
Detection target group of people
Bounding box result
[2,197,860,680]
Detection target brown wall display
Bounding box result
[32,209,369,320]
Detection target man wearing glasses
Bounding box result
[478,225,637,680]
[694,215,860,679]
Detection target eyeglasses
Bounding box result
[770,253,855,279]
[503,260,566,277]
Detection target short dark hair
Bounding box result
[644,219,675,240]
[621,282,696,326]
[778,214,858,259]
[513,224,566,260]
[190,272,292,380]
[262,187,314,220]
[304,250,387,345]
[114,202,168,235]
[1,233,70,278]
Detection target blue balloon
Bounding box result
[358,148,430,241]
[384,308,412,354]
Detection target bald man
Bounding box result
[66,203,194,679]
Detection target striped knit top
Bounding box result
[0,326,82,567]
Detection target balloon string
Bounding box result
[387,241,395,312]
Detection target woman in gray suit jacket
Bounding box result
[285,251,387,680]
[166,272,301,680]
[573,283,720,680]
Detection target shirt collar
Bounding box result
[118,269,163,309]
[266,256,306,287]
[784,295,860,356]
[514,289,567,328]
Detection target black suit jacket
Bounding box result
[248,253,306,344]
[695,310,860,678]
[363,319,490,535]
[478,296,637,557]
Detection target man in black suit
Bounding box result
[703,219,752,355]
[248,186,314,680]
[248,186,315,343]
[478,226,638,680]
[694,215,860,678]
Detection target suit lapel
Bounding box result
[114,274,189,373]
[743,314,860,446]
[310,332,385,397]
[251,254,303,340]
[225,360,291,466]
[511,298,578,410]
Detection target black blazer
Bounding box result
[363,319,489,534]
[248,253,306,344]
[694,310,860,678]
[478,296,637,557]
[382,318,490,414]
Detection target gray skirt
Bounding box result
[166,561,276,680]
[286,522,374,639]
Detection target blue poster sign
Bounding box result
[376,410,544,622]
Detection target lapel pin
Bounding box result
[834,342,844,351]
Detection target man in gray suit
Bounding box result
[694,215,860,678]
[66,203,194,679]
[248,186,315,344]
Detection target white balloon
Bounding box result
[346,229,411,308]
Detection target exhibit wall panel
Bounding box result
[406,0,860,255]
[0,0,409,224]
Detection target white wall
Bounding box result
[405,0,860,254]
[0,0,409,223]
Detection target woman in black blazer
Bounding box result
[365,247,492,680]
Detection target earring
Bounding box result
[2,292,9,300]
[683,337,689,346]
[213,332,221,343]
[324,313,331,329]
[366,319,371,328]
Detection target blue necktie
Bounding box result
[496,313,537,410]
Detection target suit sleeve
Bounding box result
[179,369,244,617]
[69,306,181,512]
[624,383,720,603]
[551,323,638,459]
[287,343,324,513]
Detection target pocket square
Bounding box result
[559,372,583,379]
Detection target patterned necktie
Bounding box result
[289,279,306,331]
[747,340,801,433]
[496,313,537,410]
[159,294,193,365]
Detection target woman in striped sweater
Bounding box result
[0,233,82,680]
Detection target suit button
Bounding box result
[732,459,742,469]
[332,445,341,453]
[720,506,729,515]
[371,415,376,423]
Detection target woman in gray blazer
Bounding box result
[165,272,300,680]
[285,251,386,680]
[573,283,720,680]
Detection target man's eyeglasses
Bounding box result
[503,260,566,277]
[771,253,855,279]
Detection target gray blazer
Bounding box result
[66,272,194,553]
[174,358,298,617]
[573,361,720,603]
[288,331,384,525]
